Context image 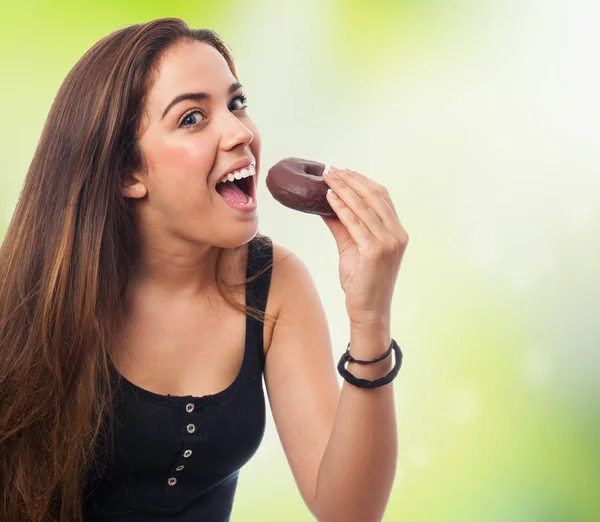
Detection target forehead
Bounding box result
[146,40,235,112]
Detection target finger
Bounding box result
[343,168,399,220]
[325,187,377,251]
[320,215,354,256]
[323,166,385,239]
[335,168,401,232]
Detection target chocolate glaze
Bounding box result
[266,157,336,217]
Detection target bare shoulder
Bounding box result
[263,241,318,355]
[271,240,295,266]
[269,240,316,316]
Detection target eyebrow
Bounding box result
[161,81,244,120]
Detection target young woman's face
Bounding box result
[126,39,261,249]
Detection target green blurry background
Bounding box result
[1,1,598,520]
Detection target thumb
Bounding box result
[321,215,353,255]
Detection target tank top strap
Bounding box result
[245,235,273,373]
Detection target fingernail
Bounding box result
[324,165,338,179]
[327,188,338,199]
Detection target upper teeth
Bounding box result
[218,164,256,184]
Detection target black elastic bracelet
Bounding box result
[342,341,393,365]
[337,339,403,389]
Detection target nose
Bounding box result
[218,110,254,151]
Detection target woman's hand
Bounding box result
[320,166,409,331]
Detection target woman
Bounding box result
[0,17,408,522]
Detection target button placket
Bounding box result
[167,399,202,488]
[163,400,202,491]
[174,399,197,482]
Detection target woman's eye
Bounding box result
[178,95,247,128]
[179,110,204,128]
[230,94,248,111]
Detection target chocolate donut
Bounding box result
[265,157,336,217]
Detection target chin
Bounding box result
[212,223,259,250]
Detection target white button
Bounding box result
[186,423,196,434]
[183,450,192,458]
[176,465,185,472]
[167,477,177,486]
[185,403,194,413]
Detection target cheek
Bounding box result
[160,138,214,175]
[147,136,216,197]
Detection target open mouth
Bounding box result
[235,175,254,198]
[215,174,255,206]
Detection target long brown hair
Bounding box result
[0,18,275,521]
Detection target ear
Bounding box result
[120,171,148,199]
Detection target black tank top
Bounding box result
[83,236,273,521]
